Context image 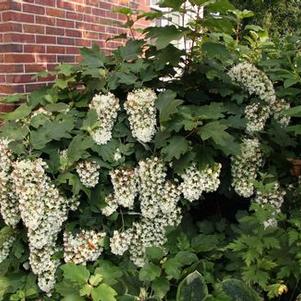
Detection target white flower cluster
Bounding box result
[89,93,120,145]
[0,138,20,227]
[76,160,100,188]
[11,159,79,293]
[245,102,270,133]
[180,163,222,202]
[253,182,286,228]
[63,229,106,264]
[229,63,291,131]
[104,157,182,266]
[110,168,138,209]
[124,88,157,143]
[271,98,291,127]
[231,138,263,198]
[111,210,181,267]
[228,63,276,105]
[0,235,15,263]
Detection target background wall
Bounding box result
[0,0,149,98]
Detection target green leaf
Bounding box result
[91,283,117,301]
[158,0,184,10]
[80,44,107,67]
[139,263,161,282]
[61,264,90,285]
[197,121,238,154]
[175,251,198,266]
[145,247,165,261]
[145,26,186,50]
[176,271,208,301]
[62,295,85,301]
[67,135,94,164]
[152,278,170,298]
[94,260,123,286]
[156,90,183,123]
[163,258,182,279]
[221,279,261,301]
[161,136,189,161]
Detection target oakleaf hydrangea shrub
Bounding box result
[0,0,300,300]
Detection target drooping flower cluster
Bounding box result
[124,88,157,143]
[110,210,181,267]
[244,102,270,133]
[253,182,286,228]
[228,62,276,105]
[0,139,20,227]
[228,63,291,132]
[89,92,120,145]
[76,160,100,188]
[231,138,263,198]
[271,98,291,127]
[0,234,15,263]
[63,229,106,264]
[110,168,138,209]
[105,157,182,266]
[180,163,222,202]
[11,159,79,293]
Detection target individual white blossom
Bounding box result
[110,168,138,209]
[228,62,276,105]
[63,229,106,264]
[231,138,263,198]
[253,182,285,228]
[0,235,15,263]
[101,194,118,216]
[110,229,132,256]
[89,92,120,145]
[245,102,270,133]
[0,138,20,227]
[180,163,222,202]
[159,181,181,214]
[76,160,100,188]
[12,159,79,293]
[124,88,157,143]
[271,98,291,127]
[113,148,122,162]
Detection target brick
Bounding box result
[57,55,75,63]
[23,24,45,34]
[36,35,56,44]
[36,15,55,26]
[4,54,35,63]
[46,7,65,18]
[46,26,64,35]
[65,47,78,54]
[92,8,106,17]
[2,12,34,23]
[0,103,18,113]
[10,2,22,11]
[0,85,24,94]
[57,37,74,45]
[75,39,91,47]
[56,0,74,11]
[3,33,35,43]
[0,64,24,73]
[25,82,50,93]
[47,45,65,53]
[35,54,56,63]
[23,3,45,14]
[36,0,55,6]
[57,19,74,28]
[6,74,36,84]
[0,23,22,32]
[25,64,47,72]
[24,45,46,53]
[0,44,23,53]
[65,29,82,38]
[66,12,83,21]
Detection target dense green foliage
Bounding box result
[0,0,301,300]
[230,0,301,38]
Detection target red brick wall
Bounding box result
[0,0,150,96]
